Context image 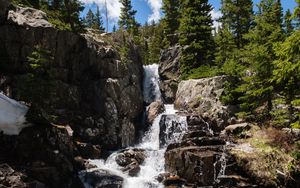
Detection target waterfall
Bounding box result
[82,64,188,188]
[143,64,162,104]
[0,92,29,135]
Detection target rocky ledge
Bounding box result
[0,4,144,187]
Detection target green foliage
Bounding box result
[220,0,253,48]
[13,0,84,32]
[236,0,284,118]
[284,9,294,35]
[272,30,300,127]
[162,0,181,46]
[14,45,56,111]
[179,0,215,77]
[118,0,138,35]
[181,65,219,80]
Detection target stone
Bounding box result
[80,169,123,188]
[115,148,146,167]
[146,101,165,124]
[163,175,186,187]
[76,142,102,159]
[175,76,230,132]
[223,123,251,136]
[7,6,53,27]
[165,146,223,186]
[159,45,181,103]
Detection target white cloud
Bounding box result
[145,0,162,23]
[210,9,222,29]
[79,0,121,22]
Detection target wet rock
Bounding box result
[156,172,171,183]
[76,142,102,159]
[115,148,146,167]
[159,114,187,147]
[80,169,123,188]
[115,149,145,177]
[146,101,165,124]
[182,131,212,140]
[222,123,251,136]
[7,6,53,27]
[165,146,224,186]
[163,175,186,187]
[175,76,230,132]
[124,162,141,177]
[74,156,97,170]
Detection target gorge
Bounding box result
[1,2,300,188]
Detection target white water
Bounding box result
[143,64,162,104]
[83,64,188,188]
[0,92,29,135]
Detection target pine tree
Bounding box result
[237,0,284,119]
[220,0,253,48]
[294,0,300,28]
[118,0,138,34]
[272,30,300,127]
[162,0,181,46]
[85,9,95,28]
[178,0,214,78]
[92,6,105,32]
[215,24,237,66]
[284,9,294,35]
[62,0,84,32]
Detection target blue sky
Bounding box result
[80,0,298,31]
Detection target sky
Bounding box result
[80,0,298,31]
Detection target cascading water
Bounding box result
[143,64,162,104]
[82,64,188,188]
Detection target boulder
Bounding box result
[80,169,123,188]
[146,101,165,124]
[115,148,145,177]
[165,146,223,186]
[175,76,230,131]
[163,175,186,187]
[7,6,52,27]
[159,45,181,103]
[222,123,251,136]
[14,125,75,187]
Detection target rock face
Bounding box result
[146,101,165,124]
[0,0,10,24]
[159,45,181,103]
[7,6,53,27]
[175,76,229,131]
[0,5,144,150]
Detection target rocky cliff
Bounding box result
[158,45,181,103]
[0,4,144,187]
[175,76,231,131]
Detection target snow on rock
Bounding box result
[0,93,30,135]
